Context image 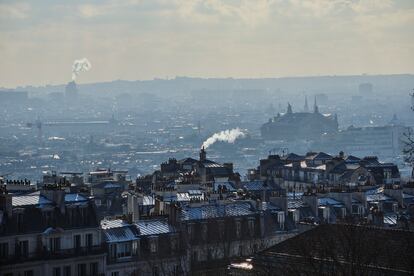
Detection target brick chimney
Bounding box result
[0,184,12,218]
[40,185,66,214]
[200,147,207,162]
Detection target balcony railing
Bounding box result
[1,245,106,265]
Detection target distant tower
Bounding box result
[304,96,309,112]
[287,103,293,114]
[313,97,319,113]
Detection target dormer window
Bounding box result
[201,223,208,241]
[247,218,255,237]
[170,235,178,252]
[187,223,194,241]
[17,240,29,258]
[218,220,225,240]
[235,219,241,238]
[150,237,158,254]
[49,237,61,253]
[117,242,132,258]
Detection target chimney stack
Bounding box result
[0,184,12,218]
[200,147,207,162]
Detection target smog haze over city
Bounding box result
[1,1,414,276]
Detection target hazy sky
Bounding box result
[1,0,413,88]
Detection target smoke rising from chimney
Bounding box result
[202,128,245,149]
[72,58,91,81]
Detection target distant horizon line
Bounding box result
[2,72,414,90]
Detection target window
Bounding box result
[201,223,208,241]
[85,234,93,248]
[235,219,241,238]
[24,271,33,276]
[0,242,8,258]
[117,242,131,258]
[110,244,117,259]
[50,237,61,252]
[17,213,24,231]
[150,239,157,254]
[187,223,194,240]
[74,235,81,250]
[152,266,159,276]
[132,240,139,256]
[77,264,86,276]
[63,266,71,276]
[170,236,178,252]
[53,267,61,276]
[17,240,29,258]
[207,248,213,260]
[173,264,180,275]
[192,250,198,262]
[89,262,98,275]
[218,220,225,240]
[248,219,255,237]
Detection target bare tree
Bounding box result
[250,224,414,276]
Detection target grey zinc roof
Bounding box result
[243,180,266,191]
[366,193,393,202]
[288,199,306,210]
[12,192,53,207]
[177,193,190,202]
[383,213,397,225]
[180,202,256,221]
[143,195,155,206]
[318,197,344,207]
[65,193,87,203]
[101,219,130,229]
[104,226,139,243]
[214,181,236,192]
[261,202,282,212]
[135,219,176,236]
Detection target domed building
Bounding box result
[261,99,338,141]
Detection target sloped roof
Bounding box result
[65,193,87,203]
[345,155,361,163]
[283,153,305,161]
[135,219,176,236]
[214,181,236,192]
[243,180,267,191]
[180,202,256,221]
[311,152,333,160]
[178,157,198,165]
[103,225,139,243]
[318,197,344,207]
[12,192,53,207]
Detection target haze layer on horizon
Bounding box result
[1,0,414,88]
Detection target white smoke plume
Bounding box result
[202,128,246,149]
[72,58,92,80]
